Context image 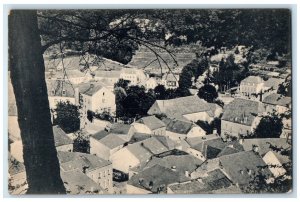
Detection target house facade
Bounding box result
[90,133,126,161]
[239,76,264,96]
[58,151,113,193]
[77,82,116,119]
[221,98,264,138]
[46,80,76,109]
[120,68,147,85]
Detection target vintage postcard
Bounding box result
[8,9,292,195]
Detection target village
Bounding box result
[8,44,292,194]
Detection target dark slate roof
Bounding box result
[191,137,227,159]
[137,116,166,130]
[110,123,132,135]
[129,133,152,144]
[127,164,190,193]
[263,93,291,107]
[92,130,109,140]
[162,118,193,135]
[221,98,264,126]
[53,126,73,147]
[46,80,75,98]
[155,136,177,150]
[219,151,272,185]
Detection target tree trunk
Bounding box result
[9,10,66,194]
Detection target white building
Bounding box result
[120,68,147,85]
[77,82,116,117]
[239,76,264,96]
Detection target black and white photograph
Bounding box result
[7,8,293,195]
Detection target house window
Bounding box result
[103,92,105,96]
[62,90,66,95]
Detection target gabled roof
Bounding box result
[141,154,203,174]
[58,151,111,172]
[61,169,104,194]
[219,151,272,185]
[148,96,214,118]
[191,138,227,159]
[137,116,166,131]
[141,137,169,155]
[131,123,152,134]
[241,76,263,84]
[155,136,177,150]
[92,130,109,140]
[242,138,291,156]
[110,123,132,135]
[162,118,193,134]
[222,98,264,126]
[127,164,190,193]
[53,126,73,147]
[78,82,104,96]
[263,93,291,107]
[129,133,152,144]
[96,133,126,149]
[46,80,75,98]
[126,143,153,162]
[186,134,220,147]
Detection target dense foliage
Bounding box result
[54,101,80,133]
[253,114,283,138]
[197,84,218,103]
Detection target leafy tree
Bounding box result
[253,114,283,138]
[179,56,209,90]
[213,54,248,91]
[73,131,90,153]
[197,84,218,103]
[114,87,127,118]
[154,84,167,99]
[114,79,130,90]
[54,101,80,133]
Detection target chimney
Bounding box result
[247,169,252,175]
[239,138,244,145]
[240,170,244,175]
[171,166,176,172]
